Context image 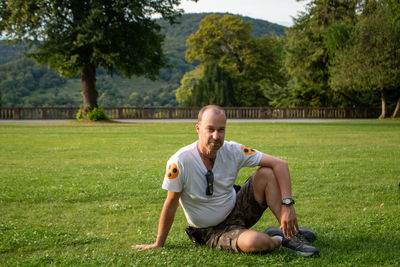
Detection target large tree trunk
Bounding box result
[378,90,387,119]
[81,64,98,116]
[392,97,400,118]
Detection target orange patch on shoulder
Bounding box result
[167,163,179,179]
[241,145,256,156]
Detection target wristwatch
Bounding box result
[282,197,295,206]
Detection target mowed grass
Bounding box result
[0,120,399,266]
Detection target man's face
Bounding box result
[196,110,226,154]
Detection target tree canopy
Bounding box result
[179,14,284,107]
[329,1,400,118]
[285,0,359,107]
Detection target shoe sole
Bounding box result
[282,246,320,257]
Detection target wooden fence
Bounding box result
[0,106,380,120]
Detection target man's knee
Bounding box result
[253,167,276,187]
[256,166,275,178]
[237,230,278,253]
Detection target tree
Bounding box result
[0,0,196,118]
[285,0,359,107]
[184,14,283,106]
[329,1,400,119]
[385,0,400,118]
[175,65,203,106]
[185,62,236,106]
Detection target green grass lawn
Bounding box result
[1,120,399,266]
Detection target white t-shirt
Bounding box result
[162,140,262,228]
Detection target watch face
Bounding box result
[282,198,294,205]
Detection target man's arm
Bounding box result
[259,154,299,238]
[133,190,181,250]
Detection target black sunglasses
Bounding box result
[205,170,214,196]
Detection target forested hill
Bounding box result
[0,13,286,107]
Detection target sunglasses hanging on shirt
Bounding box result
[205,170,214,196]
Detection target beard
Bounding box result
[207,138,222,151]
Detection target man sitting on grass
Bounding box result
[133,105,319,256]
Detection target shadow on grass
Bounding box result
[163,232,400,264]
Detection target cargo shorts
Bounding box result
[185,176,268,252]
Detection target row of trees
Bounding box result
[1,0,399,118]
[176,0,400,118]
[287,0,400,118]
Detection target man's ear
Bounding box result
[195,123,200,134]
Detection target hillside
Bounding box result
[0,13,286,107]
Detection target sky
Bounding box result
[179,0,310,27]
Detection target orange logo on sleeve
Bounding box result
[167,163,179,179]
[241,145,256,156]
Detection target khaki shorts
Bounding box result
[185,176,268,252]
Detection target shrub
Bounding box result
[76,109,83,120]
[87,108,108,121]
[76,107,108,121]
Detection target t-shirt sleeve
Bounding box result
[235,142,263,169]
[162,158,183,192]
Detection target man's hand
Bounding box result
[132,243,160,250]
[280,205,299,238]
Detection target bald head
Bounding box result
[196,105,226,155]
[198,105,226,124]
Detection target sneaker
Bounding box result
[264,226,284,238]
[282,233,319,257]
[264,226,316,243]
[298,227,317,243]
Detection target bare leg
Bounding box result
[252,167,283,223]
[238,167,320,256]
[237,167,283,252]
